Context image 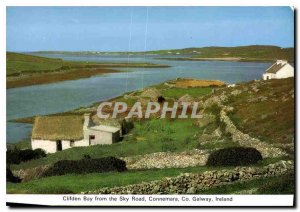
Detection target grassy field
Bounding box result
[7,52,63,76]
[7,166,212,194]
[6,52,170,88]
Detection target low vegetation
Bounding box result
[7,148,46,165]
[6,168,21,183]
[44,156,127,177]
[226,78,294,146]
[200,172,294,194]
[206,147,263,167]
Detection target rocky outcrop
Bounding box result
[84,160,293,194]
[122,150,209,170]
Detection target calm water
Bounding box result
[7,54,271,143]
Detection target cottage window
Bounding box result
[89,135,95,139]
[70,140,75,147]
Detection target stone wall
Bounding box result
[84,160,293,194]
[220,106,287,158]
[200,86,287,158]
[122,150,210,170]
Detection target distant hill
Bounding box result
[33,45,294,62]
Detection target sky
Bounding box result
[6,7,294,52]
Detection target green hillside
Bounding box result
[7,52,63,76]
[34,45,294,62]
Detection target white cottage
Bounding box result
[262,60,294,80]
[31,114,121,153]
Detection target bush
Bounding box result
[6,168,21,183]
[44,156,127,177]
[206,147,262,166]
[6,148,47,165]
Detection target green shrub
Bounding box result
[6,148,46,164]
[6,168,20,183]
[44,156,127,177]
[206,147,262,166]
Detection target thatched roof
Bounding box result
[32,115,84,140]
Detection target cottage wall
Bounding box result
[275,64,294,79]
[262,73,275,80]
[62,140,71,150]
[31,139,57,154]
[263,63,294,80]
[89,130,113,145]
[32,139,89,153]
[74,139,89,147]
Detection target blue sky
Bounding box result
[7,7,294,52]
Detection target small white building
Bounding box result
[31,114,121,153]
[262,60,294,80]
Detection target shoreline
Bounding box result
[155,57,278,62]
[6,68,118,89]
[6,64,170,89]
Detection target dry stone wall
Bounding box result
[122,150,210,170]
[200,86,287,158]
[220,106,287,158]
[84,160,293,194]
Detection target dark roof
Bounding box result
[266,63,286,74]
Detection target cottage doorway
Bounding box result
[89,135,95,145]
[56,140,62,151]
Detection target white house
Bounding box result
[262,60,294,80]
[31,114,121,153]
